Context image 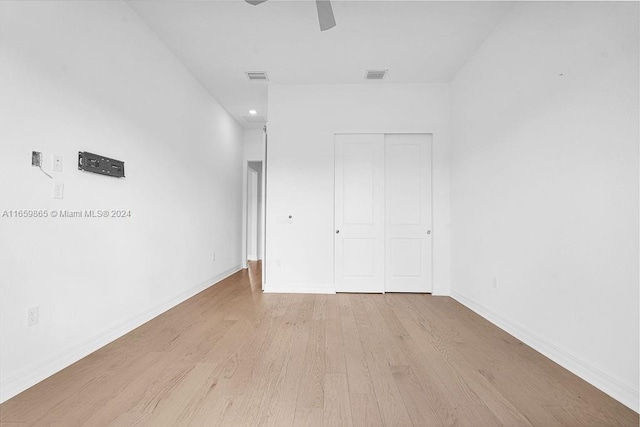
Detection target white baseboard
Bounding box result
[263,282,336,294]
[0,265,242,404]
[451,291,639,413]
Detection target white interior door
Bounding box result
[335,134,385,292]
[384,134,433,292]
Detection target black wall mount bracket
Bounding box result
[78,152,125,178]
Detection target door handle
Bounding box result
[427,230,432,235]
[336,230,340,234]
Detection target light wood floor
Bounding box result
[1,262,637,426]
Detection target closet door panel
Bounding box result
[335,134,385,293]
[385,134,433,293]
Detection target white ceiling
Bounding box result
[128,1,513,128]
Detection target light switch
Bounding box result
[53,182,64,199]
[52,154,62,172]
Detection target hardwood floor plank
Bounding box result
[399,317,484,406]
[68,352,171,425]
[257,295,316,426]
[187,393,234,426]
[349,393,384,427]
[390,364,443,426]
[216,395,258,426]
[355,320,413,425]
[272,317,311,400]
[339,296,375,395]
[121,362,197,417]
[451,405,504,426]
[324,296,347,374]
[142,363,218,426]
[323,373,353,426]
[293,406,323,426]
[349,294,372,325]
[107,411,151,426]
[372,295,410,337]
[312,294,328,321]
[241,311,296,424]
[262,399,297,427]
[387,320,475,425]
[362,295,409,367]
[295,318,326,411]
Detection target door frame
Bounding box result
[242,159,265,288]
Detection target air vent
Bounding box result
[244,115,266,124]
[365,69,387,80]
[246,71,269,81]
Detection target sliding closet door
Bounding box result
[385,134,433,292]
[334,134,385,293]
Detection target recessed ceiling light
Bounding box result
[249,109,257,115]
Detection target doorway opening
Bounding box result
[246,160,264,289]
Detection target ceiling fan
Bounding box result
[245,0,336,32]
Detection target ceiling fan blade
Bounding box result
[315,0,336,31]
[245,0,267,5]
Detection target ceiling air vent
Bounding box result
[365,69,387,80]
[246,71,269,81]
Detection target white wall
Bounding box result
[244,129,266,162]
[266,84,451,294]
[0,1,244,402]
[450,2,639,410]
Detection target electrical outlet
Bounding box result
[32,151,42,167]
[492,276,498,289]
[52,154,62,172]
[53,182,64,199]
[276,259,281,268]
[27,306,39,326]
[213,253,216,262]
